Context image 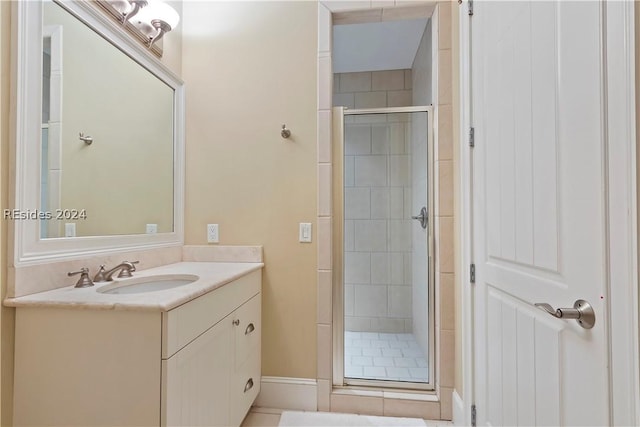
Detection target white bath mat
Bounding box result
[278,410,427,427]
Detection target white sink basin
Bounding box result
[98,274,199,295]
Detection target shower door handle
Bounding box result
[412,207,428,229]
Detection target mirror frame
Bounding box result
[10,0,185,266]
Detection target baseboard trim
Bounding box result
[452,390,464,426]
[254,376,318,411]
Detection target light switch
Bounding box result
[299,223,312,243]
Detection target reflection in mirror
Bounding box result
[40,0,174,239]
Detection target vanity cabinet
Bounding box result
[162,287,261,426]
[13,270,261,427]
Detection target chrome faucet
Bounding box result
[94,261,139,282]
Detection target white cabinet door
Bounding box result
[162,317,232,427]
[472,1,609,425]
[233,293,261,369]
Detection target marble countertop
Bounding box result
[4,262,263,312]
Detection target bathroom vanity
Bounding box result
[7,262,262,427]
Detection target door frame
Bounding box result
[458,1,639,425]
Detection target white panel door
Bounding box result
[472,1,609,425]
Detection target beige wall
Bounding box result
[1,1,12,424]
[182,1,318,379]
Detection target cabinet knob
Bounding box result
[232,319,240,326]
[245,323,255,335]
[244,378,254,393]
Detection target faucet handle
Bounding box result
[116,260,139,278]
[93,265,107,283]
[68,268,94,288]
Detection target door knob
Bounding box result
[534,299,595,329]
[411,207,428,229]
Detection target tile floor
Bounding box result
[344,331,428,382]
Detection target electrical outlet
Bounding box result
[299,223,312,243]
[207,224,219,243]
[65,223,76,238]
[146,223,158,234]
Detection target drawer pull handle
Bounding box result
[232,319,240,326]
[245,323,255,335]
[244,378,254,393]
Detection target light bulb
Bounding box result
[106,0,132,19]
[136,0,179,30]
[152,1,180,30]
[126,0,180,46]
[131,0,154,26]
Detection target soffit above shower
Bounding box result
[333,17,429,73]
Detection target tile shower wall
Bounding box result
[342,117,413,333]
[334,70,414,334]
[333,69,413,109]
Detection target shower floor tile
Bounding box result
[344,331,428,382]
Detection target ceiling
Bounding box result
[332,18,429,74]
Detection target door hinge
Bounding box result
[471,404,477,426]
[469,127,475,147]
[468,0,474,16]
[470,264,476,283]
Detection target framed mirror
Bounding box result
[11,0,184,265]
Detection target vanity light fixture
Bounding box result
[130,0,180,47]
[106,0,147,23]
[101,0,180,49]
[124,0,148,22]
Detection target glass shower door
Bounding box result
[341,108,433,388]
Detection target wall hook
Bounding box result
[79,132,93,145]
[281,124,291,139]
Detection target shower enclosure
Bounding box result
[334,106,434,390]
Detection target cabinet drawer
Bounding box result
[230,351,261,426]
[233,293,261,368]
[162,270,261,358]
